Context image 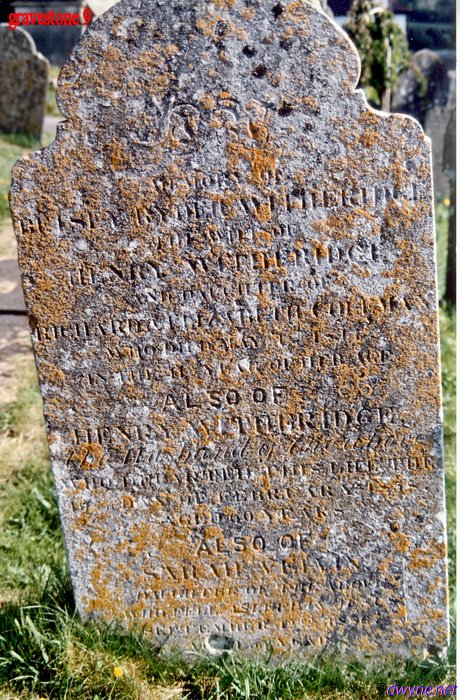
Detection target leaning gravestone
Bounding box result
[0,24,49,140]
[10,0,449,658]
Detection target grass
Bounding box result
[46,66,62,119]
[439,303,456,604]
[436,201,450,302]
[0,135,456,696]
[436,199,456,606]
[0,134,40,220]
[0,569,456,699]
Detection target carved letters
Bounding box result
[11,0,448,658]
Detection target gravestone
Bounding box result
[392,50,449,127]
[10,0,449,658]
[0,24,49,140]
[392,49,454,200]
[11,1,86,66]
[424,69,456,201]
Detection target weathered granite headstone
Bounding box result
[10,0,449,658]
[0,24,49,140]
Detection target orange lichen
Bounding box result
[8,0,447,659]
[68,444,105,471]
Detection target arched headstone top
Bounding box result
[0,22,39,53]
[56,0,361,124]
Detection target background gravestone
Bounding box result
[0,24,49,140]
[392,49,455,200]
[442,109,455,305]
[10,1,86,66]
[391,49,449,127]
[10,0,449,658]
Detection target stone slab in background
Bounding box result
[0,213,30,407]
[10,0,449,659]
[10,1,85,66]
[0,24,49,140]
[424,69,456,201]
[392,49,456,200]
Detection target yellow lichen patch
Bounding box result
[196,15,246,42]
[210,0,237,7]
[389,532,411,553]
[200,94,216,110]
[131,49,175,100]
[326,208,377,238]
[410,544,447,570]
[391,632,405,644]
[351,264,371,278]
[368,476,410,496]
[334,364,373,401]
[209,117,223,129]
[165,44,179,55]
[248,121,269,142]
[361,127,384,148]
[68,443,105,471]
[255,229,274,245]
[359,111,380,127]
[39,362,65,384]
[239,7,256,20]
[117,381,144,401]
[91,532,104,544]
[427,577,442,594]
[227,142,280,187]
[109,141,131,171]
[385,198,423,229]
[310,237,328,258]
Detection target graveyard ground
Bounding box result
[0,131,456,698]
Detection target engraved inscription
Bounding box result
[11,0,448,659]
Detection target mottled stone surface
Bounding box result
[0,24,49,140]
[10,0,449,659]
